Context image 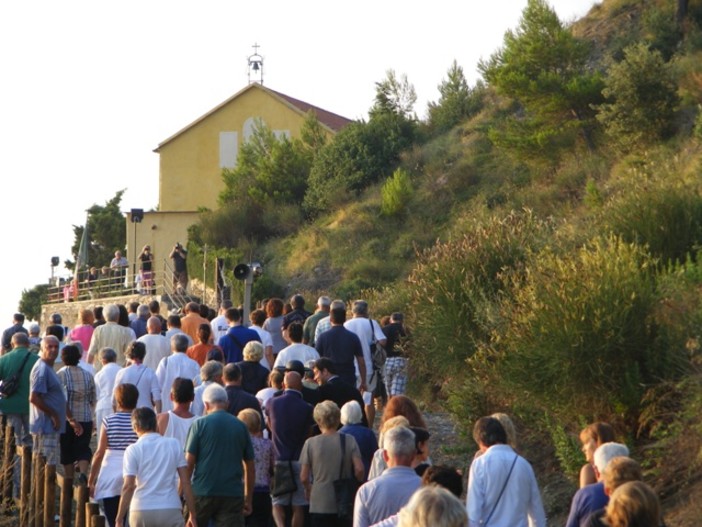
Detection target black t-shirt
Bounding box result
[382,322,407,358]
[140,252,153,272]
[282,308,311,330]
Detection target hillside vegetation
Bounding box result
[187,0,702,520]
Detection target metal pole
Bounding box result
[203,244,208,305]
[133,220,137,291]
[243,274,252,326]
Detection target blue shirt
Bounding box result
[353,466,421,527]
[467,444,546,527]
[220,326,261,364]
[315,326,363,386]
[29,360,67,434]
[565,482,608,527]
[268,389,313,461]
[339,423,378,479]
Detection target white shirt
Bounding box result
[114,363,161,410]
[191,380,216,417]
[250,325,274,369]
[138,333,171,371]
[94,362,122,412]
[210,314,229,346]
[344,317,385,382]
[467,444,546,527]
[273,343,320,369]
[155,353,201,412]
[123,432,186,511]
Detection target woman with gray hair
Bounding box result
[340,400,378,480]
[116,407,196,527]
[191,360,223,417]
[94,348,121,436]
[300,400,365,527]
[236,341,269,395]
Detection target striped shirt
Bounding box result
[57,365,96,423]
[103,412,138,450]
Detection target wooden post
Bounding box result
[85,502,99,523]
[34,454,45,527]
[90,514,106,527]
[58,475,72,527]
[74,481,88,527]
[1,423,14,513]
[43,464,56,527]
[20,445,31,527]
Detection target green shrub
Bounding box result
[381,169,414,216]
[602,177,702,265]
[596,43,679,152]
[405,210,550,392]
[496,236,660,424]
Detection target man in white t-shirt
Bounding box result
[210,300,233,346]
[344,300,386,426]
[249,309,274,370]
[156,334,201,413]
[273,322,319,370]
[138,317,171,371]
[116,407,196,527]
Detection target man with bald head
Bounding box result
[138,316,171,370]
[267,371,314,527]
[0,332,39,446]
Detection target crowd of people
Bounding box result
[0,294,666,527]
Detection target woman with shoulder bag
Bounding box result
[300,401,365,527]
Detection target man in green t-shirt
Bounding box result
[185,383,255,527]
[0,332,39,447]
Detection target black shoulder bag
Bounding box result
[333,433,359,520]
[0,351,32,399]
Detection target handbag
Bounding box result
[0,351,32,399]
[271,460,297,497]
[333,433,359,520]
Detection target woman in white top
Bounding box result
[93,347,122,437]
[157,378,197,449]
[88,383,139,527]
[113,342,162,412]
[116,407,196,527]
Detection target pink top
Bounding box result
[69,324,95,360]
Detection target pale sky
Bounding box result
[0,0,596,322]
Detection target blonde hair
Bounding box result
[398,486,467,527]
[237,408,261,434]
[243,341,264,362]
[313,400,340,431]
[603,457,642,493]
[490,412,517,449]
[378,415,409,447]
[605,481,660,527]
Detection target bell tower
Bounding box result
[247,43,264,85]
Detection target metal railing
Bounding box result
[45,258,222,313]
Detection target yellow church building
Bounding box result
[125,82,352,286]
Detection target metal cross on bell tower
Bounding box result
[247,43,264,85]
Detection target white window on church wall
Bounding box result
[219,131,238,168]
[273,130,291,140]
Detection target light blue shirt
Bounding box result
[353,465,421,527]
[29,360,67,435]
[467,444,546,527]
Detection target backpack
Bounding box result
[369,319,387,370]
